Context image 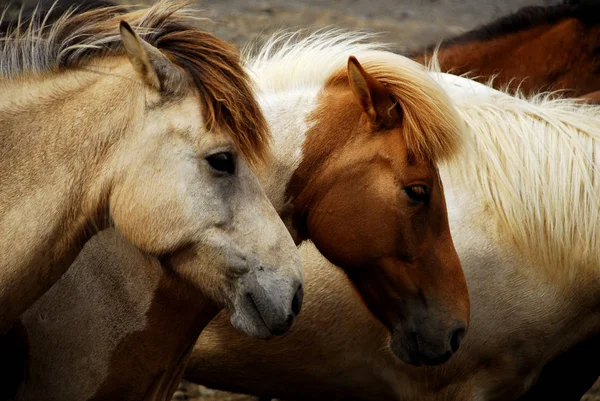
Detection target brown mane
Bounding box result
[0,0,269,167]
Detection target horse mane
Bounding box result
[424,58,600,279]
[0,0,269,167]
[244,29,464,163]
[412,0,600,55]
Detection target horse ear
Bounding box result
[347,56,402,129]
[119,21,182,93]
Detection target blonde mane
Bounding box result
[0,0,269,167]
[243,29,465,163]
[423,53,600,281]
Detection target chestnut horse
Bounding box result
[0,0,303,358]
[183,32,600,401]
[219,31,471,365]
[409,0,600,99]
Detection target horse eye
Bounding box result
[206,152,235,174]
[404,185,430,204]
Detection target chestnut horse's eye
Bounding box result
[404,185,430,204]
[206,152,235,174]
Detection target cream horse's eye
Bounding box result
[403,185,430,204]
[206,152,235,175]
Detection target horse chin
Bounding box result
[390,322,458,367]
[389,326,423,366]
[228,304,274,340]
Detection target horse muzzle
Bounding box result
[229,266,304,339]
[390,315,467,366]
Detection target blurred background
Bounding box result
[1,0,563,50]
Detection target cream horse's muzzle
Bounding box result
[229,267,304,339]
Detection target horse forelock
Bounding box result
[327,55,465,164]
[0,0,269,168]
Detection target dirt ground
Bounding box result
[168,0,600,400]
[5,0,598,399]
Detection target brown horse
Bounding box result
[409,0,600,99]
[217,32,471,366]
[0,0,304,367]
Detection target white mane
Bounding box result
[428,65,600,281]
[243,29,390,92]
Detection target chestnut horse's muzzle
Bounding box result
[390,313,467,366]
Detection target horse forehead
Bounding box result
[429,72,502,98]
[158,95,202,124]
[144,95,207,140]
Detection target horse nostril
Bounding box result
[291,285,304,316]
[450,326,466,353]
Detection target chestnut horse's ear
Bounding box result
[119,21,183,93]
[347,56,402,129]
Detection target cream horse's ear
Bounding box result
[119,21,182,93]
[347,55,402,129]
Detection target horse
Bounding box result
[408,0,600,99]
[243,32,471,367]
[0,0,304,350]
[1,21,475,400]
[182,31,600,401]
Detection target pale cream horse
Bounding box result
[0,1,303,338]
[185,31,600,401]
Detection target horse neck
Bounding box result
[257,86,322,217]
[414,18,592,96]
[87,235,219,400]
[0,61,140,330]
[257,83,360,243]
[12,229,219,400]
